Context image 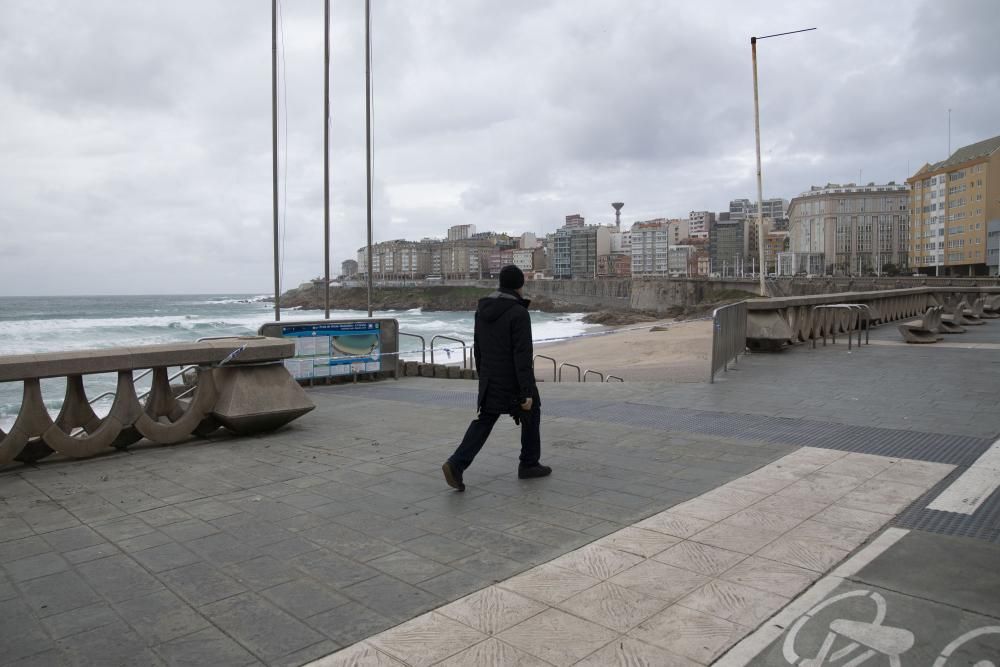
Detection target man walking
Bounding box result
[442,265,551,491]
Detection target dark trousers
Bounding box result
[448,406,541,472]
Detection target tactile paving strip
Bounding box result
[322,384,993,467]
[894,469,1000,544]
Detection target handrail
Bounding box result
[430,335,469,369]
[398,332,427,363]
[557,362,581,382]
[606,375,624,382]
[89,365,196,405]
[812,304,872,350]
[533,354,557,382]
[583,369,604,382]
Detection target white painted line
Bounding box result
[832,527,910,579]
[927,438,1000,515]
[715,527,910,667]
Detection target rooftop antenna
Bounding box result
[612,202,624,230]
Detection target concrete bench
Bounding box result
[0,337,313,466]
[898,306,945,344]
[945,298,985,327]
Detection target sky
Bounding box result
[1,0,998,296]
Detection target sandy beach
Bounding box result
[534,318,713,383]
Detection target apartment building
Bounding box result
[786,182,910,275]
[688,211,716,239]
[907,135,1000,275]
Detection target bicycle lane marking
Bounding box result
[927,437,1000,514]
[714,528,910,667]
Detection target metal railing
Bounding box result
[533,354,557,382]
[583,369,605,382]
[430,335,468,369]
[398,332,427,363]
[89,365,195,405]
[811,304,872,351]
[558,362,581,382]
[606,375,625,382]
[709,301,748,383]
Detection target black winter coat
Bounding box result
[473,289,539,414]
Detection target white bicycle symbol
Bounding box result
[783,588,1000,666]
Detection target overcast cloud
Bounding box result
[1,0,998,295]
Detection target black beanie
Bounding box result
[499,264,525,290]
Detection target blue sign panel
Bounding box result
[278,321,382,380]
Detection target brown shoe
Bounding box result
[442,462,465,492]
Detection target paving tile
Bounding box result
[41,526,106,553]
[64,543,120,565]
[272,640,342,667]
[18,569,103,618]
[837,478,932,514]
[367,550,451,584]
[0,517,34,543]
[133,506,192,528]
[558,580,669,633]
[610,558,711,602]
[40,602,120,640]
[438,585,545,635]
[202,591,326,662]
[449,550,527,581]
[130,542,201,573]
[630,604,747,664]
[652,539,748,577]
[575,636,701,667]
[306,601,396,647]
[689,522,783,555]
[783,519,872,552]
[224,555,300,591]
[307,641,404,666]
[755,533,851,573]
[118,531,175,554]
[161,518,222,542]
[57,623,159,667]
[0,598,57,662]
[92,516,155,542]
[593,526,681,558]
[498,608,618,667]
[811,505,894,533]
[776,472,866,504]
[342,574,440,622]
[398,533,480,564]
[293,550,380,590]
[5,551,69,582]
[157,561,247,607]
[677,579,788,627]
[153,626,258,667]
[262,578,349,619]
[718,555,819,598]
[547,543,643,580]
[435,637,549,666]
[749,494,829,519]
[114,589,211,644]
[634,510,713,539]
[76,554,165,603]
[184,532,261,567]
[719,507,805,534]
[0,536,51,562]
[368,611,486,666]
[415,568,483,601]
[875,459,953,487]
[819,452,895,479]
[499,562,601,605]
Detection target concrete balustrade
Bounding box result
[746,287,1000,349]
[0,337,314,466]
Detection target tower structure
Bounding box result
[612,202,624,230]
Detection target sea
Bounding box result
[0,294,595,430]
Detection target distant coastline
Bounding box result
[274,283,582,314]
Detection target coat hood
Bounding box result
[477,289,531,323]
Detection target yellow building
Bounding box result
[907,135,1000,275]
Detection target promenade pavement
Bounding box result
[1,317,998,666]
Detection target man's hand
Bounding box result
[520,397,533,411]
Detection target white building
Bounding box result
[519,232,538,249]
[630,220,670,275]
[447,224,476,241]
[688,211,715,239]
[512,248,534,271]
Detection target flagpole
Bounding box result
[271,0,281,321]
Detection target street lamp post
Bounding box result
[751,27,816,296]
